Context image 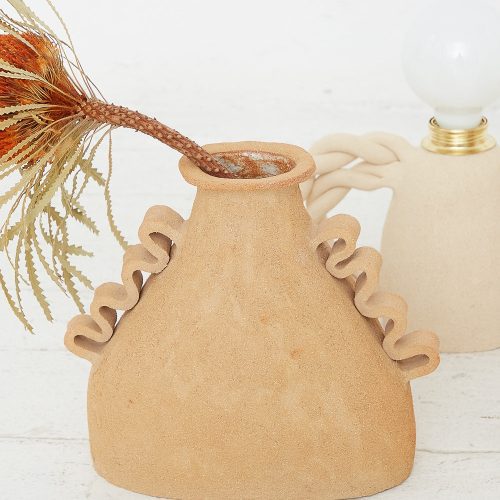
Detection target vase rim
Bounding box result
[179,141,315,191]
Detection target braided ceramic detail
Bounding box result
[303,132,414,221]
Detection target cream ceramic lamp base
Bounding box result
[304,129,500,353]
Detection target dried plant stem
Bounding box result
[0,4,240,331]
[79,99,234,178]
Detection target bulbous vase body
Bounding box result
[66,142,438,499]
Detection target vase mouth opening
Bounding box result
[179,141,315,191]
[213,150,295,178]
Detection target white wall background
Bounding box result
[2,2,500,498]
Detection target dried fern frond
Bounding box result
[0,0,236,331]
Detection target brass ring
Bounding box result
[422,116,496,155]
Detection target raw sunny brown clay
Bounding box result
[66,141,439,499]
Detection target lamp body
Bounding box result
[66,142,438,499]
[306,133,500,353]
[381,146,500,352]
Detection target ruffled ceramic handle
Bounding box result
[312,214,439,381]
[64,205,184,364]
[303,132,416,222]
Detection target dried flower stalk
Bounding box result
[0,0,235,331]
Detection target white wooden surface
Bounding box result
[1,1,500,498]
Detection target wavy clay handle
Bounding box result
[303,132,415,222]
[312,214,439,380]
[64,205,184,364]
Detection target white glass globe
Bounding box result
[402,0,500,130]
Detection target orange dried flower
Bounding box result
[0,0,234,332]
[0,33,84,161]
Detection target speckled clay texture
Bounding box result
[66,142,439,499]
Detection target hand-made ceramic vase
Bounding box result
[304,131,500,353]
[65,141,439,499]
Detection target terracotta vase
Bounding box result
[65,141,439,499]
[304,132,500,353]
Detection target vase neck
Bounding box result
[183,185,312,253]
